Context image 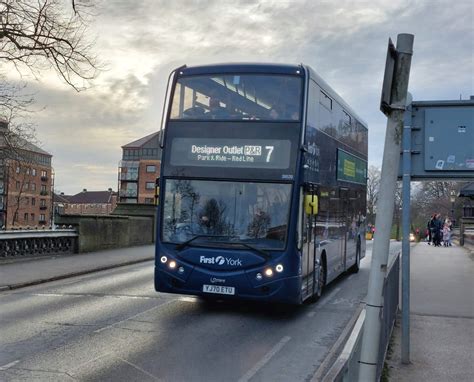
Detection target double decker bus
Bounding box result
[155,63,368,304]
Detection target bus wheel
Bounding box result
[350,240,361,273]
[313,256,326,301]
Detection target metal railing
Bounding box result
[0,229,78,258]
[460,217,474,246]
[324,252,400,381]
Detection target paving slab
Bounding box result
[386,243,474,381]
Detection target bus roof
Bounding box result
[178,63,303,76]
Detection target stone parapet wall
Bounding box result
[56,213,154,253]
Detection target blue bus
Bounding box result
[155,63,368,304]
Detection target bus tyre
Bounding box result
[350,240,361,274]
[312,257,326,302]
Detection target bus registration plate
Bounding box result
[202,285,235,295]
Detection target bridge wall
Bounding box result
[56,214,154,253]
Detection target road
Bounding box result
[0,241,400,382]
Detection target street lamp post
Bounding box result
[450,190,456,225]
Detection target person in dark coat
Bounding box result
[433,213,443,246]
[427,214,435,245]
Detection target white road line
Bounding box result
[119,357,161,381]
[238,336,291,382]
[93,297,196,333]
[69,352,115,374]
[0,360,20,371]
[94,300,174,333]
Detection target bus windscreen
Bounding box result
[170,74,302,121]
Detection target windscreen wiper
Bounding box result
[175,235,237,252]
[233,242,271,261]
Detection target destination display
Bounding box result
[170,138,292,169]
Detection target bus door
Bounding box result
[339,188,349,270]
[340,188,357,270]
[302,186,318,298]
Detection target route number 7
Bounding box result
[265,146,274,162]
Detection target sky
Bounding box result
[5,0,474,194]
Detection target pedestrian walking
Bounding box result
[442,222,450,246]
[444,217,453,246]
[433,213,443,247]
[427,215,435,245]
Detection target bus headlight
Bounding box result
[169,260,177,269]
[275,264,284,273]
[264,268,273,277]
[160,256,168,264]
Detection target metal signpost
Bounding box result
[399,98,474,364]
[359,33,414,381]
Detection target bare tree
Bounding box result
[366,165,381,225]
[0,0,99,91]
[0,1,99,229]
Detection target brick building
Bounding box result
[118,132,161,204]
[0,120,53,229]
[54,189,117,215]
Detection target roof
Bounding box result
[54,193,72,203]
[459,182,474,198]
[57,190,116,204]
[0,130,52,157]
[122,132,159,149]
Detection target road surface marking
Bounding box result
[94,299,175,333]
[238,336,291,382]
[93,297,196,333]
[0,360,20,371]
[118,357,161,381]
[307,287,341,317]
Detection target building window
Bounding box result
[16,181,20,190]
[31,213,35,222]
[31,183,36,191]
[26,168,30,175]
[41,170,47,177]
[16,166,20,174]
[32,168,36,176]
[25,182,29,190]
[144,198,154,204]
[40,214,46,222]
[32,197,36,206]
[145,182,155,190]
[41,185,46,192]
[40,199,46,207]
[146,165,156,173]
[24,213,28,222]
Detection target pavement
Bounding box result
[0,245,155,290]
[386,242,474,381]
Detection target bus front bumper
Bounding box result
[155,266,301,304]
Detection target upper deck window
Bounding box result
[170,74,302,121]
[320,91,332,110]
